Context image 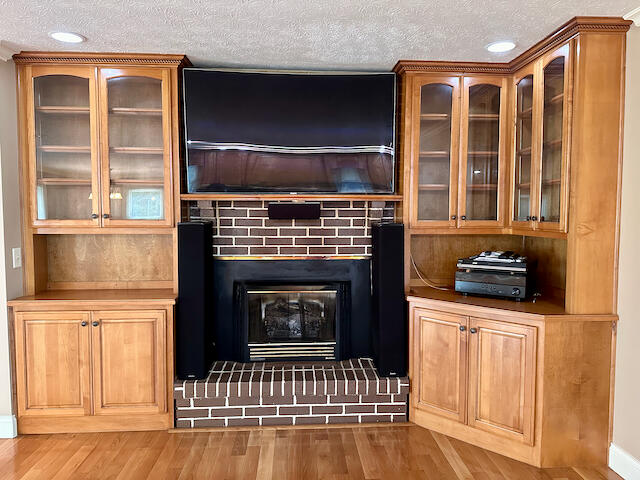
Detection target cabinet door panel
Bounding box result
[99,68,173,227]
[459,76,507,227]
[537,43,571,233]
[92,310,166,415]
[411,77,460,227]
[511,66,537,230]
[413,308,467,422]
[468,318,536,444]
[14,311,91,416]
[28,66,100,227]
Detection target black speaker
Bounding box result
[177,221,214,379]
[371,222,406,377]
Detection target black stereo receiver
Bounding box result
[454,251,535,300]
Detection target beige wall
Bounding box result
[612,24,640,461]
[0,58,22,419]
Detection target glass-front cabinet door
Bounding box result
[512,65,537,229]
[99,68,172,226]
[411,77,460,228]
[29,66,100,226]
[458,77,506,227]
[537,44,571,232]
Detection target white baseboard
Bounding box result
[610,443,640,480]
[0,415,17,438]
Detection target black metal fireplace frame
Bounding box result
[212,259,372,362]
[235,281,350,362]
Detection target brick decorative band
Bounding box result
[186,200,395,257]
[174,358,409,428]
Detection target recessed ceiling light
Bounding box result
[486,41,515,53]
[49,32,85,44]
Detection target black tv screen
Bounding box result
[183,69,396,194]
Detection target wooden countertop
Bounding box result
[407,286,568,317]
[8,289,177,307]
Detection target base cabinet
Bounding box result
[409,296,614,468]
[12,301,173,434]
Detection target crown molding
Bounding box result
[12,51,191,67]
[625,6,640,26]
[394,16,632,75]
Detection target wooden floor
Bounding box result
[0,424,622,479]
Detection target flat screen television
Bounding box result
[182,69,396,194]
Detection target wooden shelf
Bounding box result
[543,139,562,149]
[468,151,498,156]
[420,113,450,120]
[37,145,91,153]
[419,151,449,158]
[517,146,532,156]
[109,107,162,116]
[8,289,177,306]
[468,113,499,120]
[518,107,533,118]
[516,182,531,188]
[37,178,91,186]
[180,193,403,201]
[418,184,448,191]
[542,178,561,186]
[546,93,564,106]
[111,179,164,185]
[407,286,567,317]
[110,147,163,155]
[36,106,89,114]
[466,183,498,191]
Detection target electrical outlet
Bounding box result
[11,247,21,269]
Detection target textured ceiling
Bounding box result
[0,0,637,70]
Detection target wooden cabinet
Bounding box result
[413,308,467,422]
[408,292,615,467]
[467,317,536,445]
[510,43,572,233]
[411,307,536,445]
[92,310,166,415]
[18,55,186,229]
[14,311,92,417]
[9,291,175,434]
[408,74,507,230]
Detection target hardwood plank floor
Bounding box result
[0,424,623,479]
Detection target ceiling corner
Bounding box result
[624,6,640,26]
[0,41,17,62]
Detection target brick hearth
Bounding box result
[174,359,409,428]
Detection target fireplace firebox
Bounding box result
[237,281,348,362]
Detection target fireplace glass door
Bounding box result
[247,285,337,360]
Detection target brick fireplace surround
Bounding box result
[187,199,396,256]
[174,359,409,428]
[178,199,406,428]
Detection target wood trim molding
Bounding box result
[394,16,632,75]
[12,52,191,67]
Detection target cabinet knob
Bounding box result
[531,216,538,221]
[81,321,87,327]
[540,216,545,221]
[91,214,99,219]
[459,325,466,332]
[102,214,110,219]
[470,328,477,334]
[526,216,531,221]
[460,215,467,220]
[451,215,457,220]
[92,321,99,327]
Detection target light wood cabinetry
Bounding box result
[412,307,537,447]
[20,60,178,228]
[14,311,92,417]
[467,317,536,445]
[408,291,615,468]
[408,74,507,229]
[9,290,176,434]
[91,310,166,415]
